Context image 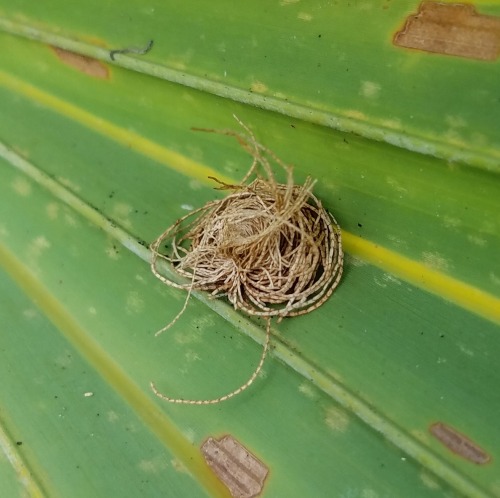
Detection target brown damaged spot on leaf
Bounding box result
[52,47,109,79]
[430,422,491,464]
[394,1,500,60]
[201,435,269,498]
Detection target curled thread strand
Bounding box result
[149,117,343,404]
[150,318,272,405]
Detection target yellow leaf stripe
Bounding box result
[0,241,232,498]
[343,232,500,324]
[0,70,499,325]
[0,70,233,187]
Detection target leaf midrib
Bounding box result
[0,137,494,498]
[0,17,499,173]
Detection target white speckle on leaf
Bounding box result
[138,456,168,474]
[467,234,486,246]
[189,179,203,190]
[490,272,500,286]
[112,202,133,229]
[386,176,408,195]
[27,236,51,266]
[360,81,380,99]
[191,314,216,329]
[88,306,97,315]
[458,343,474,357]
[380,118,402,130]
[184,350,201,362]
[167,58,187,71]
[223,160,238,174]
[181,204,194,211]
[321,180,341,194]
[183,427,196,443]
[64,212,79,227]
[348,255,367,267]
[297,11,313,21]
[324,406,349,433]
[126,291,144,314]
[174,328,203,345]
[54,352,73,369]
[344,109,367,121]
[186,145,204,161]
[46,202,60,220]
[373,277,387,288]
[442,215,461,229]
[443,128,464,145]
[382,273,401,285]
[107,411,119,423]
[171,458,189,474]
[250,81,268,93]
[258,367,268,380]
[422,251,451,271]
[84,392,94,397]
[23,308,38,319]
[445,115,467,128]
[387,234,408,249]
[34,236,50,251]
[105,245,120,260]
[298,382,317,399]
[12,177,32,196]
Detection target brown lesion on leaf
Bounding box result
[429,422,491,465]
[51,47,109,79]
[201,435,269,498]
[394,1,500,60]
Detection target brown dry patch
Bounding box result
[394,2,500,60]
[52,47,109,79]
[430,422,491,464]
[201,435,268,498]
